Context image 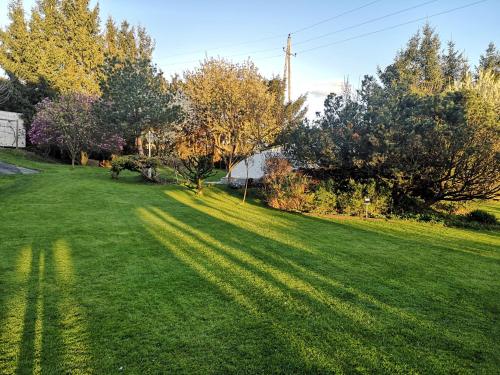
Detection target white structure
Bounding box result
[0,111,25,148]
[222,147,284,186]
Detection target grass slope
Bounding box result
[1,149,499,374]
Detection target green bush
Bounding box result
[465,210,497,225]
[111,155,162,182]
[312,180,337,215]
[315,179,391,217]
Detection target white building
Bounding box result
[0,111,25,148]
[222,147,284,186]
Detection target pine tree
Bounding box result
[417,24,443,93]
[442,40,469,85]
[478,42,500,76]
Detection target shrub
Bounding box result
[111,155,162,182]
[465,210,497,225]
[312,180,337,215]
[262,157,314,212]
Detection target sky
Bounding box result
[1,0,499,118]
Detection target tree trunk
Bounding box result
[71,154,76,169]
[196,178,203,195]
[136,136,144,156]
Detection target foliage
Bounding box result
[175,155,215,193]
[183,58,283,176]
[478,42,500,76]
[110,155,162,182]
[29,93,124,167]
[104,18,154,63]
[0,0,156,96]
[0,72,57,129]
[262,157,313,212]
[99,58,173,155]
[285,25,500,208]
[465,209,497,225]
[0,0,103,94]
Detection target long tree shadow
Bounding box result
[149,189,500,372]
[138,209,408,373]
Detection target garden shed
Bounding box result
[0,111,25,148]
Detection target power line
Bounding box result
[161,0,382,60]
[296,0,488,54]
[291,0,382,34]
[163,0,487,68]
[294,0,438,46]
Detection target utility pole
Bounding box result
[283,33,296,103]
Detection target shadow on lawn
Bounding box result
[0,240,93,374]
[135,187,499,373]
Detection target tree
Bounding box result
[184,58,285,200]
[442,41,469,85]
[29,93,124,167]
[99,58,172,155]
[286,25,500,207]
[478,42,500,76]
[0,0,105,94]
[0,0,35,82]
[104,18,154,62]
[381,23,444,95]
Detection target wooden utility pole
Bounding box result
[283,33,296,103]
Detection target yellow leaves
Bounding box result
[183,58,281,164]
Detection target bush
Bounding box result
[262,157,314,212]
[314,178,391,217]
[465,210,497,225]
[111,155,162,182]
[312,180,337,215]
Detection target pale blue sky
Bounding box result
[1,0,499,117]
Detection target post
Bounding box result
[15,119,19,149]
[287,34,291,103]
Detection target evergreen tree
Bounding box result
[442,40,469,84]
[382,24,444,94]
[59,0,104,94]
[99,58,172,155]
[103,20,154,62]
[478,42,500,75]
[0,0,35,81]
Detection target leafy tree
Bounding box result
[99,58,172,155]
[29,93,124,167]
[0,0,35,82]
[184,58,284,199]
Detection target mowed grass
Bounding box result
[0,149,499,374]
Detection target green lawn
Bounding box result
[1,149,499,374]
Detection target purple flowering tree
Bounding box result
[29,93,125,167]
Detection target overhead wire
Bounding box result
[162,0,382,60]
[295,0,487,54]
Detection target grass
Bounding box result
[0,148,499,374]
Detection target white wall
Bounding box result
[0,111,25,148]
